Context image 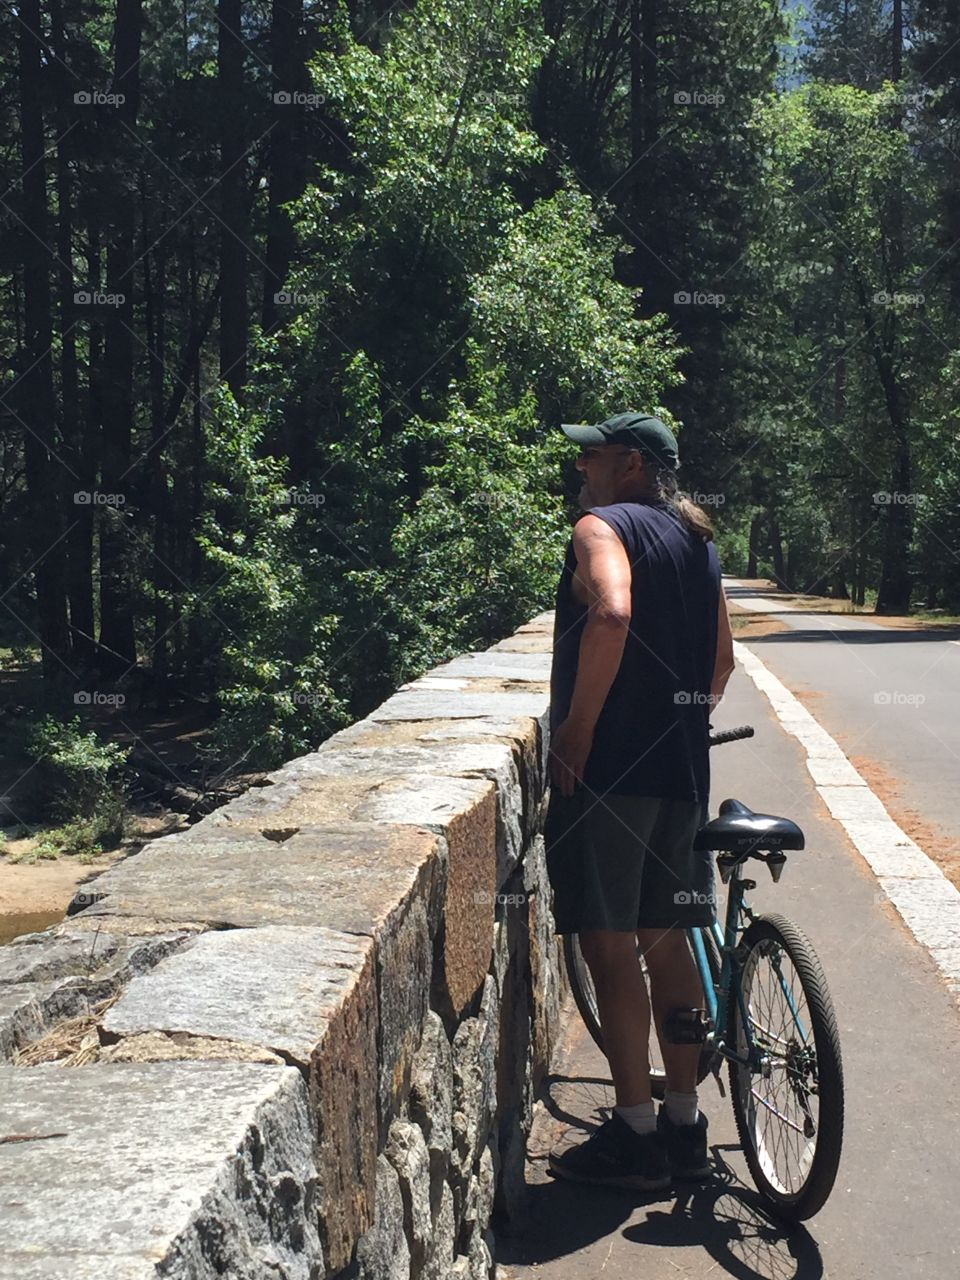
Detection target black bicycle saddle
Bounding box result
[694,798,805,852]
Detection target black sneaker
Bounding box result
[548,1112,671,1191]
[657,1107,712,1179]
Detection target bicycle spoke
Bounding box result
[735,936,820,1198]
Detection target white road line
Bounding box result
[733,639,960,1000]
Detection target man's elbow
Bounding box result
[589,602,632,630]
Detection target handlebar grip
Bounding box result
[708,724,755,746]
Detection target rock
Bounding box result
[100,925,379,1274]
[384,1119,431,1271]
[451,977,498,1186]
[74,825,443,938]
[466,1224,494,1280]
[369,689,548,725]
[100,1031,284,1064]
[355,1154,411,1280]
[428,653,551,683]
[0,931,119,985]
[0,1062,322,1280]
[355,779,497,1022]
[101,925,368,1069]
[273,741,524,891]
[409,1011,453,1216]
[423,1180,455,1280]
[0,931,192,1062]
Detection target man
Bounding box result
[545,410,735,1191]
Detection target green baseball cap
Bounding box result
[560,411,680,470]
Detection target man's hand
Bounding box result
[550,716,594,797]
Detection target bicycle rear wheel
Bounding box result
[728,913,844,1220]
[564,930,720,1100]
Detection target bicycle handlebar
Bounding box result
[708,724,755,747]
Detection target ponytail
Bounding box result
[648,461,715,542]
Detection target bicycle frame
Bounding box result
[688,858,806,1073]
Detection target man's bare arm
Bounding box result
[710,587,735,702]
[565,515,633,731]
[550,515,632,795]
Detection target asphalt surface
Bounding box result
[723,581,960,862]
[495,644,960,1280]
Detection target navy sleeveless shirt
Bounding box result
[550,499,721,801]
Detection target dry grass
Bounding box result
[14,993,120,1067]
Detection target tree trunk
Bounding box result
[770,513,787,589]
[140,169,171,695]
[874,0,912,615]
[51,0,96,669]
[219,0,249,398]
[747,513,762,578]
[98,0,143,674]
[262,0,307,333]
[17,0,71,678]
[875,430,912,613]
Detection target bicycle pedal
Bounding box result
[662,1008,710,1045]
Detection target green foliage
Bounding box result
[193,388,352,770]
[393,376,567,660]
[31,818,110,862]
[198,0,684,763]
[22,716,128,847]
[470,185,683,422]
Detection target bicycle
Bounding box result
[563,724,844,1221]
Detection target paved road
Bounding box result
[724,580,960,862]
[496,651,960,1280]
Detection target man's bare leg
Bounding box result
[636,926,703,1094]
[578,929,652,1105]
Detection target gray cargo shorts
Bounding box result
[544,788,715,933]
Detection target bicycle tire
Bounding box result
[564,929,721,1100]
[728,913,844,1221]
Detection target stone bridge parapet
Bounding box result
[0,613,566,1280]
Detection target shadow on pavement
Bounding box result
[496,1075,824,1280]
[625,1150,825,1280]
[738,625,960,644]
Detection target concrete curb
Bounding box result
[734,638,960,999]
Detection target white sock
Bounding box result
[614,1100,657,1135]
[663,1090,699,1127]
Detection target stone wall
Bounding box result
[0,612,566,1280]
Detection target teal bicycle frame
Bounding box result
[687,861,808,1073]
